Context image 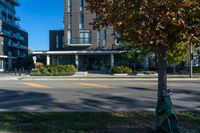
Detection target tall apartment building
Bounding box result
[34,0,123,72]
[0,0,28,71]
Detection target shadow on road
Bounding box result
[0,88,157,112]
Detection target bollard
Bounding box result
[19,68,22,76]
[14,67,17,75]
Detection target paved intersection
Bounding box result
[0,79,199,112]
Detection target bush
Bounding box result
[137,71,157,75]
[193,66,200,74]
[30,68,43,76]
[30,65,77,76]
[35,62,44,70]
[112,66,133,74]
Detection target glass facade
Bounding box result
[79,30,91,44]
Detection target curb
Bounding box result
[17,76,200,81]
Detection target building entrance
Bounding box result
[79,55,111,71]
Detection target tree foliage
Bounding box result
[86,1,200,130]
[120,42,151,62]
[167,41,190,65]
[86,0,200,48]
[86,0,200,96]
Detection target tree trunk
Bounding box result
[134,63,136,72]
[173,64,176,74]
[158,46,167,97]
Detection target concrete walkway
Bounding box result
[0,72,200,81]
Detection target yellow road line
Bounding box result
[128,82,187,87]
[21,82,49,89]
[78,82,114,88]
[128,82,157,85]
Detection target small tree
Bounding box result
[120,42,151,71]
[167,41,190,73]
[86,0,200,97]
[86,0,200,131]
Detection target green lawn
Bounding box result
[0,112,199,133]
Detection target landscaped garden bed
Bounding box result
[30,63,77,76]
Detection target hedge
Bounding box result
[30,64,77,76]
[112,66,133,74]
[193,66,200,74]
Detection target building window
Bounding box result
[62,36,64,48]
[80,30,91,44]
[67,30,71,45]
[68,14,72,29]
[0,59,4,70]
[56,35,59,48]
[79,13,84,29]
[80,0,84,12]
[67,0,72,12]
[103,29,107,47]
[97,30,100,47]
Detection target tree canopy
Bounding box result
[86,0,200,49]
[86,1,200,130]
[167,41,190,65]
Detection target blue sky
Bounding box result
[16,0,64,50]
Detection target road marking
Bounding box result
[21,82,49,89]
[128,82,157,85]
[128,82,188,87]
[78,82,114,88]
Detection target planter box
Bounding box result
[75,71,88,76]
[113,73,128,76]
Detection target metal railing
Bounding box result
[70,37,92,44]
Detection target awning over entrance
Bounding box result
[33,50,124,72]
[33,50,124,55]
[0,55,8,58]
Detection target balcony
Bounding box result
[0,30,25,41]
[8,0,20,6]
[68,37,92,47]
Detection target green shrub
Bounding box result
[193,66,200,74]
[137,71,157,75]
[112,66,133,74]
[30,68,43,76]
[30,64,77,76]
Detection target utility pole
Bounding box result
[190,43,193,78]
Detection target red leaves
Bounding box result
[180,1,193,7]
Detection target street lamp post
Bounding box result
[190,43,193,78]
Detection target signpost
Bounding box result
[32,56,37,65]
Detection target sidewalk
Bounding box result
[1,72,200,80]
[19,73,200,80]
[0,72,28,80]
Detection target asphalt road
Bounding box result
[0,79,199,112]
